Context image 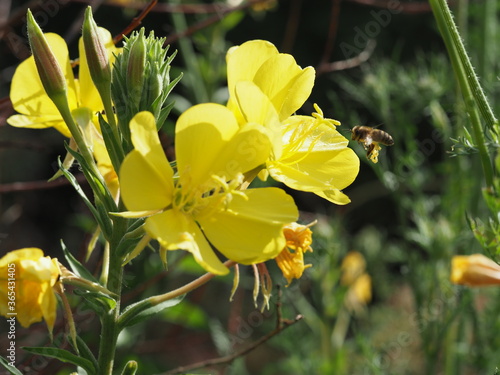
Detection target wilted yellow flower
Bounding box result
[451,254,500,286]
[0,248,60,333]
[275,222,314,285]
[118,110,298,275]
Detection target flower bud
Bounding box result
[82,6,111,91]
[451,254,500,286]
[26,9,67,101]
[126,28,146,110]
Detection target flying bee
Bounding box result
[351,126,394,163]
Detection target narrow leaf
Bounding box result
[119,295,184,329]
[22,347,95,374]
[0,357,23,375]
[61,240,99,283]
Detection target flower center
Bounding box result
[172,173,246,219]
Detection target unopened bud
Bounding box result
[26,9,67,100]
[82,6,111,91]
[127,28,146,110]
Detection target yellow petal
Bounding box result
[145,209,229,275]
[175,103,239,185]
[254,54,315,120]
[9,33,77,133]
[199,187,298,264]
[315,189,352,205]
[226,40,278,100]
[120,149,173,211]
[120,112,174,211]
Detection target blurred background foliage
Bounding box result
[1,0,500,374]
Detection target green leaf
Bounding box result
[58,157,113,240]
[119,295,184,329]
[74,289,117,315]
[22,347,96,374]
[72,335,98,372]
[0,356,23,375]
[61,240,99,283]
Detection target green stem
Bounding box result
[430,0,495,190]
[118,260,236,328]
[97,212,128,374]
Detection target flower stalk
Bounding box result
[429,0,496,190]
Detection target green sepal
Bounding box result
[118,295,184,329]
[0,357,23,375]
[21,347,96,374]
[61,240,99,283]
[57,157,113,240]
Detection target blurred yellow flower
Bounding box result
[451,254,500,286]
[118,110,298,275]
[7,29,117,136]
[0,248,60,333]
[275,222,314,285]
[341,251,367,286]
[341,251,371,313]
[225,40,359,204]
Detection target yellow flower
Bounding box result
[225,40,359,204]
[8,29,117,136]
[341,251,367,286]
[341,251,371,313]
[0,248,60,333]
[119,109,298,275]
[451,254,500,286]
[275,222,314,285]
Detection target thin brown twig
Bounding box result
[162,313,304,374]
[0,174,86,193]
[280,0,302,53]
[317,38,376,75]
[113,0,158,44]
[343,0,435,14]
[319,0,342,68]
[162,0,270,46]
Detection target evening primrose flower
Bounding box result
[451,254,500,286]
[275,222,314,286]
[226,40,359,204]
[118,109,298,275]
[7,28,118,136]
[0,248,60,333]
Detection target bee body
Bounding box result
[351,126,394,163]
[351,126,394,147]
